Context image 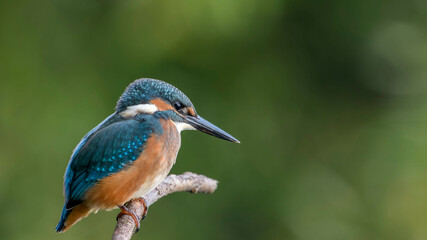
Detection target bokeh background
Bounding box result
[1,0,427,239]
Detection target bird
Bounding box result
[55,78,239,233]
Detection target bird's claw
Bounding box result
[116,198,148,233]
[133,197,148,220]
[117,205,141,233]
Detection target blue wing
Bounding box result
[63,113,160,209]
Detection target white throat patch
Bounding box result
[173,122,196,133]
[120,104,158,117]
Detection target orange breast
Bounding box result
[83,119,181,209]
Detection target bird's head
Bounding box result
[116,78,239,143]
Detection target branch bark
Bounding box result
[112,172,218,240]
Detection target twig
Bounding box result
[112,172,218,240]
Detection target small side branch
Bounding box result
[112,172,218,240]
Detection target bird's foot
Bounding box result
[133,197,148,220]
[117,205,141,233]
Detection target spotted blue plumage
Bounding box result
[63,113,163,209]
[56,112,165,232]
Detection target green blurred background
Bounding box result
[1,0,427,239]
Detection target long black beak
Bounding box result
[185,115,240,143]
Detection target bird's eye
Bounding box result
[173,102,183,111]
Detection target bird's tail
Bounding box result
[56,205,72,232]
[56,203,91,232]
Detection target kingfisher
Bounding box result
[56,78,239,233]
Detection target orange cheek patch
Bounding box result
[187,107,196,116]
[151,98,174,111]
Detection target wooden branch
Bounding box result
[112,172,218,240]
